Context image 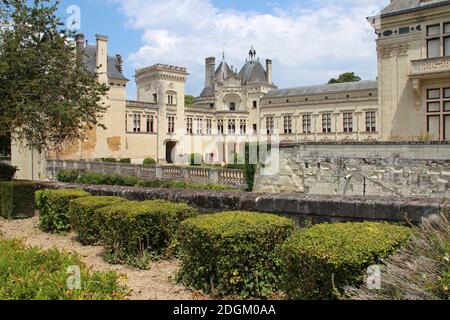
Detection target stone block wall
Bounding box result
[253,142,450,198]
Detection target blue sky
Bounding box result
[57,0,389,99]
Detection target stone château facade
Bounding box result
[12,0,450,180]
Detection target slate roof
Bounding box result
[215,61,233,84]
[239,60,268,85]
[83,45,128,81]
[380,0,450,17]
[265,80,378,98]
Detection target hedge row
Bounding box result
[177,213,412,299]
[278,222,412,299]
[98,200,197,268]
[0,238,128,300]
[36,189,90,233]
[36,189,198,269]
[0,181,35,219]
[178,211,295,299]
[57,170,234,191]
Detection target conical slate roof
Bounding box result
[215,61,233,84]
[239,60,267,85]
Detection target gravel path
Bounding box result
[0,215,204,300]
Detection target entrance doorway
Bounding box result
[165,141,177,164]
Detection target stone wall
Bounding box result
[254,142,450,198]
[46,160,247,189]
[37,182,448,225]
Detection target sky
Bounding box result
[57,0,390,99]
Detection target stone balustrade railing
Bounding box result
[45,160,247,188]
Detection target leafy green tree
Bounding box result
[0,0,108,153]
[328,72,362,84]
[0,134,11,156]
[184,95,195,106]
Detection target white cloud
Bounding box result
[113,0,389,96]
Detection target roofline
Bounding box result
[379,0,450,18]
[264,81,378,98]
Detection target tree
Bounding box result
[185,95,195,106]
[328,72,362,84]
[0,0,108,153]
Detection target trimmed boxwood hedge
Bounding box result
[97,200,198,268]
[177,211,296,299]
[36,189,91,234]
[0,181,35,219]
[143,158,156,165]
[68,196,127,245]
[278,222,412,300]
[0,238,128,300]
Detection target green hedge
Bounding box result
[143,158,156,165]
[119,158,131,164]
[102,158,117,163]
[57,169,80,183]
[56,169,234,191]
[97,200,198,268]
[177,211,295,298]
[0,238,128,300]
[36,189,91,234]
[279,222,412,300]
[0,163,17,181]
[0,181,35,219]
[68,196,127,245]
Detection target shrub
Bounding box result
[0,238,128,300]
[36,189,91,234]
[119,158,131,164]
[189,153,203,166]
[68,196,127,245]
[279,222,412,300]
[346,212,450,300]
[177,211,296,298]
[0,181,35,219]
[0,163,17,181]
[143,158,156,165]
[97,200,198,268]
[102,158,117,163]
[57,169,80,183]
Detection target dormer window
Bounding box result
[152,93,158,103]
[229,102,236,111]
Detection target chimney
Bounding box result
[116,54,123,73]
[205,57,216,89]
[95,34,109,84]
[266,59,273,85]
[75,33,85,54]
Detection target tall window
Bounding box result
[196,118,203,135]
[146,115,155,133]
[229,102,236,111]
[133,114,141,133]
[240,120,247,134]
[168,116,175,134]
[322,114,332,133]
[168,94,175,105]
[125,114,128,132]
[302,115,311,134]
[266,117,274,135]
[427,22,450,58]
[253,124,258,134]
[343,112,353,133]
[206,119,212,135]
[365,111,377,132]
[284,116,293,134]
[186,118,193,135]
[228,119,236,134]
[426,88,450,140]
[218,120,224,135]
[253,101,258,108]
